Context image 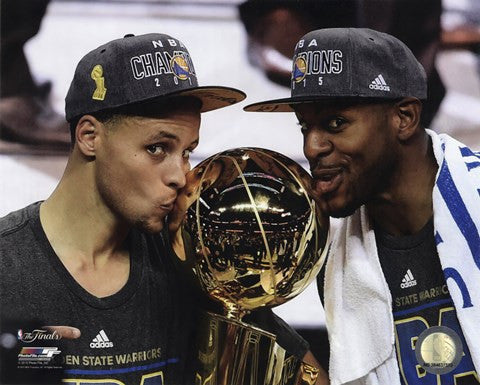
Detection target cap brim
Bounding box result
[243,95,335,112]
[243,94,399,112]
[176,86,246,112]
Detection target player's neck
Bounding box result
[367,132,438,236]
[40,156,130,264]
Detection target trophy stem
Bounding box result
[195,311,279,385]
[225,305,248,321]
[194,312,320,385]
[209,287,249,321]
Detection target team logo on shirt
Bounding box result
[90,329,113,348]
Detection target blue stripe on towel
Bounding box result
[444,267,473,308]
[437,160,480,271]
[460,146,480,159]
[460,147,480,171]
[466,161,480,171]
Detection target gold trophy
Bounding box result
[172,148,329,385]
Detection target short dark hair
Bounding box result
[69,96,202,144]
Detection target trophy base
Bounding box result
[194,311,317,385]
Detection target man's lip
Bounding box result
[311,167,343,195]
[160,199,176,211]
[311,167,343,179]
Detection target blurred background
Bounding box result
[1,0,480,368]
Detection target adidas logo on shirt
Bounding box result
[90,329,113,348]
[400,269,417,289]
[369,74,390,91]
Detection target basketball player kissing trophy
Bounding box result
[170,147,329,385]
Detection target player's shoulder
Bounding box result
[0,202,40,237]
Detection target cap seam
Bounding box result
[347,28,354,94]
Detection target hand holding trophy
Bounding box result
[170,147,329,385]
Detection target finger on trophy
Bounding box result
[297,362,321,385]
[42,326,81,339]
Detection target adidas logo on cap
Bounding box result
[90,329,113,348]
[369,74,390,91]
[400,269,417,289]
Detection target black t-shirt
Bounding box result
[0,202,195,385]
[0,203,308,385]
[376,218,479,385]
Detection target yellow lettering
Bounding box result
[65,355,80,366]
[420,290,429,301]
[82,356,92,366]
[116,354,127,364]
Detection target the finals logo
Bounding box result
[17,329,61,343]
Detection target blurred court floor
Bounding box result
[1,1,480,329]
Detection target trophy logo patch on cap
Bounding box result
[91,64,107,101]
[170,55,190,80]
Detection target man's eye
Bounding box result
[146,144,166,156]
[327,117,346,131]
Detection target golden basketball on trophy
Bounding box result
[172,147,329,385]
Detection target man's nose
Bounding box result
[303,130,333,161]
[166,156,188,190]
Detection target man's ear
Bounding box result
[394,97,422,141]
[75,115,102,157]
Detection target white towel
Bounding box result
[324,129,480,385]
[431,130,480,370]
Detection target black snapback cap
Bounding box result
[244,28,427,112]
[65,33,246,122]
